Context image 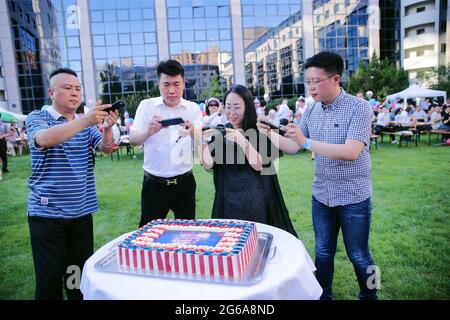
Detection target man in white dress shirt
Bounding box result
[129,60,202,227]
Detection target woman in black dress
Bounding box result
[200,85,298,237]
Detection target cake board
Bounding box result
[94,232,275,286]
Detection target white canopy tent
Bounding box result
[0,106,27,122]
[387,84,447,103]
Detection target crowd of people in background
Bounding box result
[199,94,311,135]
[2,85,448,178]
[0,118,29,170]
[353,90,449,143]
[3,87,448,180]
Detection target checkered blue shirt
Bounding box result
[299,89,372,207]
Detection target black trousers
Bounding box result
[28,214,94,300]
[139,172,196,227]
[0,138,7,172]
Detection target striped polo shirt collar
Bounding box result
[321,88,345,111]
[47,105,78,121]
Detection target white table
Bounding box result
[80,222,322,300]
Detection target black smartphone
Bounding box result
[160,117,185,127]
[259,120,280,130]
[259,120,285,135]
[104,100,125,113]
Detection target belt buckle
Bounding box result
[166,178,178,186]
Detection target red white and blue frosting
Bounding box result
[117,219,258,279]
[120,219,254,255]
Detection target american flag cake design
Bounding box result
[117,219,258,280]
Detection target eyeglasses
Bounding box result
[208,103,219,107]
[305,75,336,87]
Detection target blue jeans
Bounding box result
[437,124,450,131]
[312,196,377,300]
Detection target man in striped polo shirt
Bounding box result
[258,51,377,300]
[26,68,118,300]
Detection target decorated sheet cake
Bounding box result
[117,219,258,279]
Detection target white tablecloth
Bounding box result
[80,222,322,300]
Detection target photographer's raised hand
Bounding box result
[85,100,111,126]
[224,128,247,149]
[149,115,163,137]
[34,100,110,149]
[283,123,306,146]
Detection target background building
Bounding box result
[400,0,449,80]
[0,0,448,115]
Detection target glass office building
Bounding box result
[1,0,402,114]
[6,0,60,112]
[243,0,303,98]
[89,0,158,103]
[379,0,400,65]
[167,0,233,100]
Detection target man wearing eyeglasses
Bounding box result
[258,51,376,300]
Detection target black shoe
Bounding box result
[2,169,9,173]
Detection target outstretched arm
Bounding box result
[258,122,365,161]
[283,124,365,161]
[35,100,111,148]
[256,122,301,154]
[129,115,163,146]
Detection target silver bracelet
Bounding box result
[103,141,114,148]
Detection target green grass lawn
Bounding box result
[1,140,449,300]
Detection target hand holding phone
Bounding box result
[103,100,125,113]
[160,117,185,127]
[259,120,285,136]
[259,120,280,130]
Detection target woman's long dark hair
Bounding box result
[223,85,257,131]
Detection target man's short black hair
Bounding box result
[49,67,78,79]
[304,51,344,76]
[157,59,184,78]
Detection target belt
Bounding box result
[144,170,192,186]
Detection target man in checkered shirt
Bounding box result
[258,51,377,300]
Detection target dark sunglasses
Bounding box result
[209,103,219,107]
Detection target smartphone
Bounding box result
[259,120,285,135]
[259,120,280,130]
[160,117,185,127]
[104,100,125,113]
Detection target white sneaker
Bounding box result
[391,140,399,144]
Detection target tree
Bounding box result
[346,52,409,101]
[417,65,450,97]
[118,82,160,118]
[119,92,149,118]
[149,82,160,98]
[199,75,225,101]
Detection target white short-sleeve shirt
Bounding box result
[131,96,202,178]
